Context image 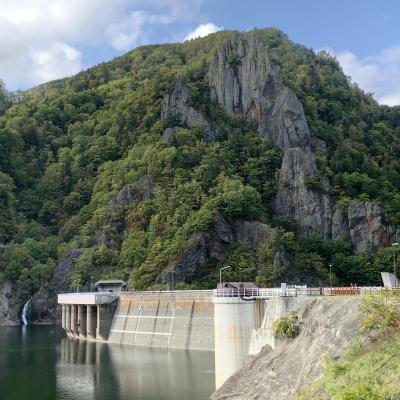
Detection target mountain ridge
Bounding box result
[0,27,399,323]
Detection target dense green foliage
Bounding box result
[271,313,299,338]
[0,29,399,296]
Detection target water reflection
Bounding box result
[57,338,215,400]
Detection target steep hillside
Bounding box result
[294,331,400,400]
[0,28,400,320]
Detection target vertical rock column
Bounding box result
[65,305,71,334]
[87,305,97,339]
[213,296,258,389]
[78,305,87,338]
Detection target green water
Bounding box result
[0,326,215,400]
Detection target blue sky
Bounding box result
[1,0,400,105]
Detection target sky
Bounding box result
[1,0,400,106]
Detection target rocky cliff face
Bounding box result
[161,79,216,141]
[208,34,331,238]
[161,33,394,249]
[156,215,276,285]
[208,35,310,149]
[30,249,83,323]
[332,200,393,253]
[0,280,19,325]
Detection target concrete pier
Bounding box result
[87,305,97,339]
[71,305,78,336]
[78,305,87,338]
[61,305,66,330]
[65,305,71,334]
[213,297,264,389]
[58,293,117,340]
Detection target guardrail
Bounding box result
[213,286,400,298]
[121,289,215,300]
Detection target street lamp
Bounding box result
[90,276,94,292]
[329,264,333,289]
[391,243,398,277]
[219,265,232,284]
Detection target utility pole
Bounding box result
[219,265,232,285]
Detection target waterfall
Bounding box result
[22,297,32,326]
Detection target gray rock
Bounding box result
[157,216,277,285]
[331,204,349,242]
[0,280,19,325]
[274,148,331,239]
[98,175,155,248]
[208,35,310,149]
[348,200,391,253]
[161,79,216,141]
[273,249,291,270]
[162,127,175,145]
[234,220,276,248]
[30,249,83,323]
[208,34,330,239]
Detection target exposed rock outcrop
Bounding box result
[275,148,331,238]
[30,249,83,323]
[97,175,155,249]
[331,200,393,252]
[0,280,19,325]
[348,200,392,253]
[208,35,310,149]
[161,127,175,145]
[331,204,350,242]
[161,79,216,141]
[208,34,331,238]
[157,216,276,285]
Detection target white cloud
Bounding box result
[0,0,204,88]
[30,42,83,83]
[330,45,400,106]
[184,23,222,41]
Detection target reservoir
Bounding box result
[0,326,215,400]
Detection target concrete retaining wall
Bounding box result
[107,292,214,351]
[248,296,311,355]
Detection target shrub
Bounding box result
[271,313,299,338]
[339,384,386,400]
[360,291,400,331]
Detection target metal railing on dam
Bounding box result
[120,289,214,300]
[213,286,398,299]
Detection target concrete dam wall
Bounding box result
[107,291,214,351]
[58,289,324,389]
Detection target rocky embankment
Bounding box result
[211,297,364,400]
[0,280,19,325]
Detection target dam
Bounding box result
[58,285,385,388]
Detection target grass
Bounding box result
[294,332,400,400]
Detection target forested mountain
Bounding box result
[1,28,400,311]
